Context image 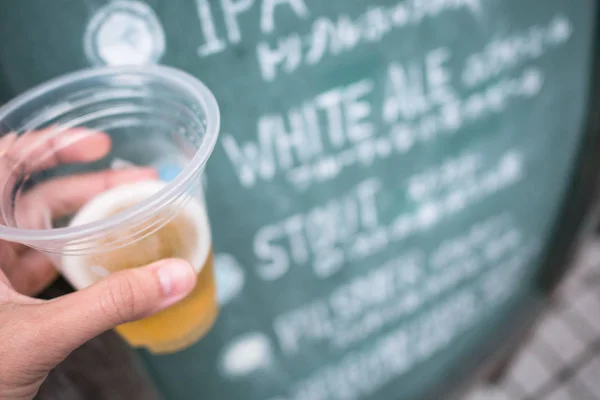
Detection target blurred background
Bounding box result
[463,237,600,400]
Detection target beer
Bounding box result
[61,180,218,354]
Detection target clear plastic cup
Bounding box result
[0,66,220,354]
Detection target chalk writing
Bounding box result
[216,15,572,195]
[256,0,480,81]
[252,145,525,282]
[216,13,572,193]
[223,45,546,190]
[266,241,538,400]
[254,177,381,281]
[272,213,519,356]
[383,67,544,153]
[195,0,310,57]
[462,15,572,87]
[222,78,375,188]
[215,253,246,305]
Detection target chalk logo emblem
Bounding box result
[84,1,166,66]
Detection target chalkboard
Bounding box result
[1,1,599,399]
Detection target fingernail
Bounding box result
[156,260,195,297]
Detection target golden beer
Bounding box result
[61,180,218,354]
[113,253,217,354]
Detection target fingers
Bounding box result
[4,251,57,296]
[0,128,115,229]
[0,271,12,299]
[0,133,17,155]
[0,242,17,299]
[6,128,111,172]
[33,259,196,359]
[15,167,158,228]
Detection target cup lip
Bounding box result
[0,65,220,244]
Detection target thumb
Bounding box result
[35,258,196,359]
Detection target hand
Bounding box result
[0,130,197,400]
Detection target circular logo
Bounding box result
[84,1,166,66]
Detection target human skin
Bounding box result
[0,131,197,400]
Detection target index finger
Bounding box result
[4,127,112,172]
[15,167,159,229]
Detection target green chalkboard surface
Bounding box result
[1,1,599,399]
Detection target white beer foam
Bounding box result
[61,180,211,289]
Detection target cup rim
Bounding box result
[0,65,220,244]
